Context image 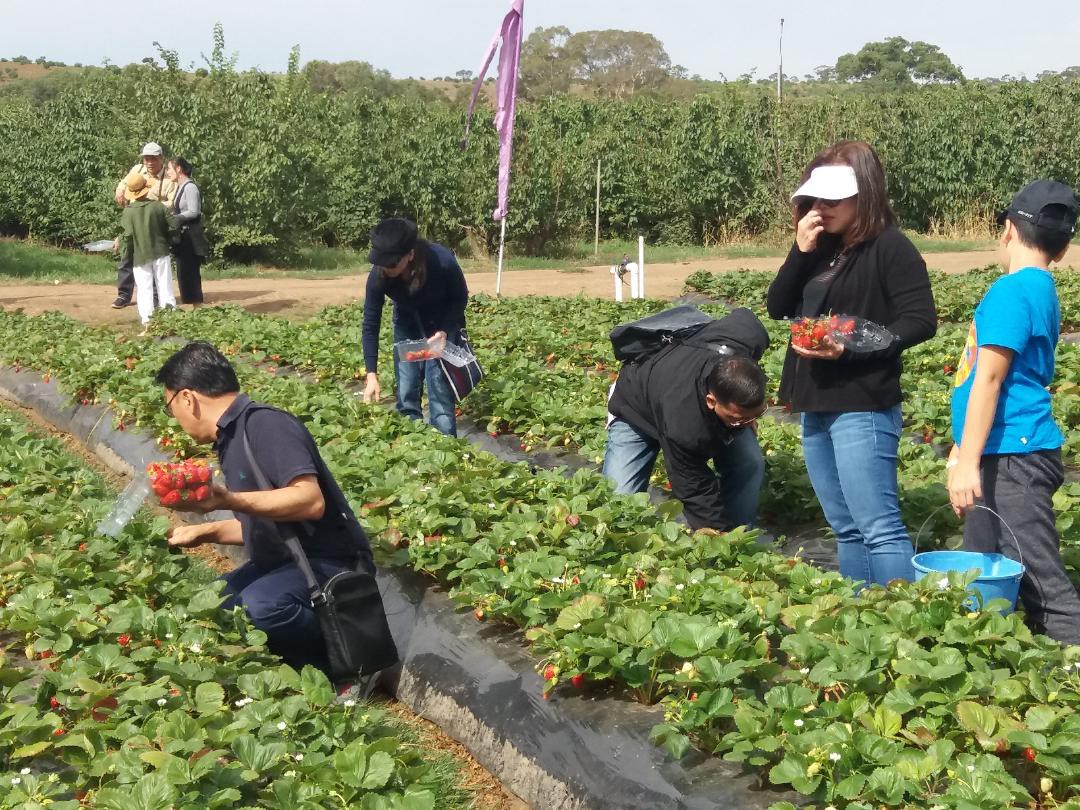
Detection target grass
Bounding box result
[0,232,1006,286]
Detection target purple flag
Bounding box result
[462,0,524,221]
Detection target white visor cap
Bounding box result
[790,165,858,203]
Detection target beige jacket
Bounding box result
[114,163,176,206]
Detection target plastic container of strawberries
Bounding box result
[789,315,895,353]
[395,339,476,367]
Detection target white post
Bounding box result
[612,266,623,302]
[495,217,507,296]
[594,157,601,256]
[637,235,645,298]
[628,262,639,299]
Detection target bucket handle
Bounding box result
[913,503,1024,570]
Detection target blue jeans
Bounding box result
[393,328,457,437]
[801,406,914,587]
[221,558,357,675]
[602,418,764,529]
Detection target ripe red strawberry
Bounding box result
[153,639,161,647]
[50,696,61,709]
[169,689,181,696]
[117,634,130,647]
[635,576,647,591]
[1024,747,1037,761]
[160,490,182,506]
[566,514,580,527]
[193,485,211,502]
[52,727,66,736]
[78,543,88,552]
[473,609,485,621]
[571,575,580,585]
[570,674,586,689]
[39,650,53,659]
[152,480,172,497]
[543,664,556,680]
[689,693,698,701]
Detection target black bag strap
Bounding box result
[240,428,324,606]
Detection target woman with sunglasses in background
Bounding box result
[766,140,937,587]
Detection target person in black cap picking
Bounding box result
[361,218,469,437]
[948,179,1080,645]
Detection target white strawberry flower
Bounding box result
[11,777,20,786]
[675,584,685,591]
[937,577,950,590]
[293,752,304,761]
[189,642,202,653]
[793,719,804,727]
[284,769,296,777]
[800,668,810,675]
[966,764,975,772]
[157,698,167,706]
[829,752,841,762]
[277,721,287,731]
[509,540,517,547]
[551,576,565,584]
[165,633,173,639]
[343,700,356,708]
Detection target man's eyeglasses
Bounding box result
[726,404,769,427]
[162,389,181,416]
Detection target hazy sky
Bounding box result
[3,1,1077,81]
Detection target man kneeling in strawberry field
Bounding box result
[154,341,376,676]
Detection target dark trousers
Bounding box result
[175,238,204,304]
[965,449,1080,645]
[221,557,359,676]
[117,255,135,301]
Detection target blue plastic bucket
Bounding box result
[912,551,1024,613]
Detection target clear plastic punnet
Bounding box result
[788,315,896,353]
[394,338,476,367]
[82,239,116,252]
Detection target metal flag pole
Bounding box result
[495,217,507,296]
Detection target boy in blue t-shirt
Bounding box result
[948,179,1080,645]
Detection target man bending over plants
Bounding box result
[603,308,770,531]
[154,341,377,674]
[948,180,1080,645]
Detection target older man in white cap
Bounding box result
[111,142,177,309]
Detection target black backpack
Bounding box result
[609,305,715,364]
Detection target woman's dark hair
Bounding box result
[706,355,766,409]
[169,156,193,177]
[1010,210,1074,257]
[793,140,895,246]
[155,341,239,395]
[380,238,429,294]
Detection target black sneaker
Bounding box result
[111,297,130,309]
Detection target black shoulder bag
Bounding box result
[241,430,398,681]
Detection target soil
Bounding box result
[0,248,1025,326]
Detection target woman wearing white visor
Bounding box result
[766,141,937,587]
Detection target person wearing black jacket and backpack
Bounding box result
[767,140,937,587]
[604,308,771,531]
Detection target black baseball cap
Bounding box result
[367,218,418,267]
[997,179,1079,234]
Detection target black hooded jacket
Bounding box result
[608,308,770,529]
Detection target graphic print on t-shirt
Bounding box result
[953,322,977,388]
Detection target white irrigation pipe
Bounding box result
[638,235,645,298]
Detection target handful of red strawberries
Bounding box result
[147,460,214,506]
[789,315,856,350]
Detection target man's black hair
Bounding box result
[706,355,766,409]
[170,156,193,177]
[155,341,239,395]
[1009,207,1074,257]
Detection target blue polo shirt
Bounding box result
[950,267,1064,454]
[213,394,373,571]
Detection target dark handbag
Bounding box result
[437,329,483,401]
[241,431,399,680]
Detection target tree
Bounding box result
[454,69,474,82]
[519,26,574,99]
[566,29,676,99]
[835,37,963,86]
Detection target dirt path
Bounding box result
[0,248,1030,325]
